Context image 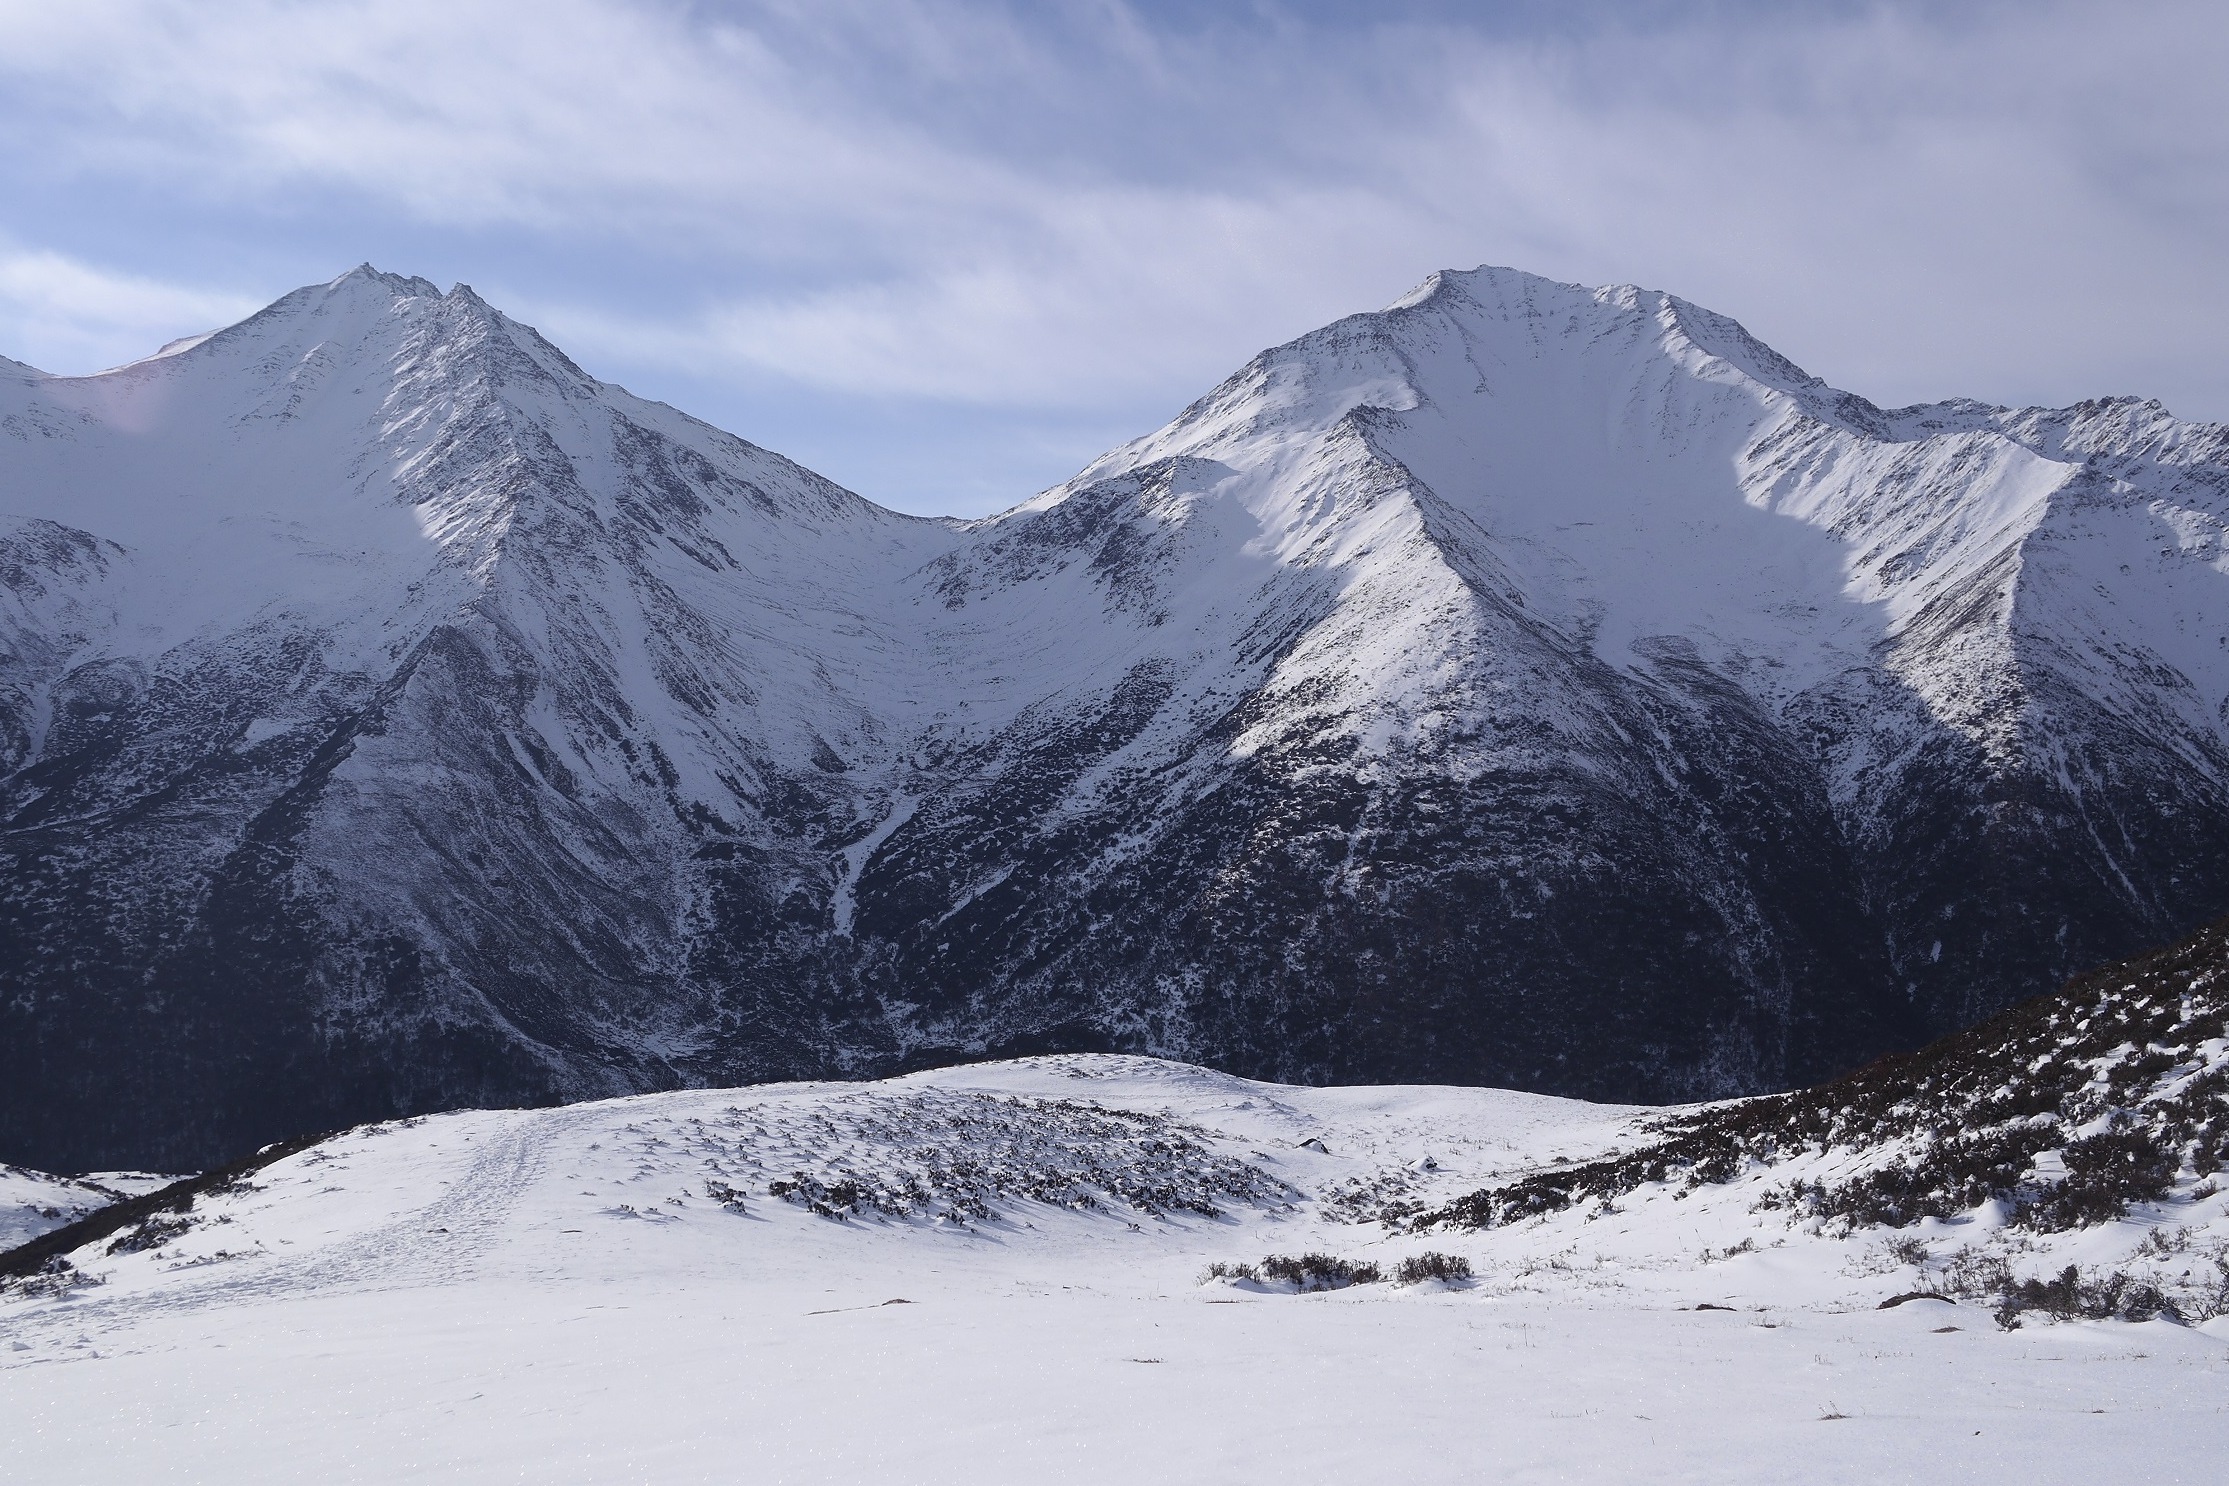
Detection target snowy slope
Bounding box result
[0,1168,173,1251]
[4,1043,2226,1485]
[4,266,2228,1170]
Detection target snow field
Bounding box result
[4,1055,2225,1483]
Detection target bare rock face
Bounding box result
[3,265,2226,1170]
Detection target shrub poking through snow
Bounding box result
[1212,1256,1381,1292]
[1264,1254,1380,1290]
[106,1214,193,1255]
[1410,911,2229,1236]
[1206,1253,1383,1291]
[1394,1251,1473,1285]
[1989,1264,2184,1329]
[643,1089,1291,1228]
[1916,1240,2229,1327]
[0,1255,103,1301]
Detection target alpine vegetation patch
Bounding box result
[640,1088,1293,1228]
[0,1255,103,1302]
[1393,1251,1474,1286]
[1205,1253,1384,1291]
[1410,914,2229,1241]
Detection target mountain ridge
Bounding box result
[3,263,2225,1170]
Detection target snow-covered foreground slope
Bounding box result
[4,1053,2225,1486]
[5,263,2228,1170]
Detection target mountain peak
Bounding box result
[1387,263,1582,315]
[2,260,2225,1181]
[328,262,443,299]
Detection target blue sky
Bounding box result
[0,0,2221,516]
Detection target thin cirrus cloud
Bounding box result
[0,0,2220,515]
[0,247,262,374]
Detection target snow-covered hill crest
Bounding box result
[2,264,2226,1169]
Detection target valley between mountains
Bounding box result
[3,264,2228,1171]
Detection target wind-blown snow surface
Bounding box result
[3,1055,2225,1486]
[4,264,2229,1169]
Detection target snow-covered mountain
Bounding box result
[4,264,2227,1171]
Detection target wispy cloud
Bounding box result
[0,1,2219,509]
[0,247,260,374]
